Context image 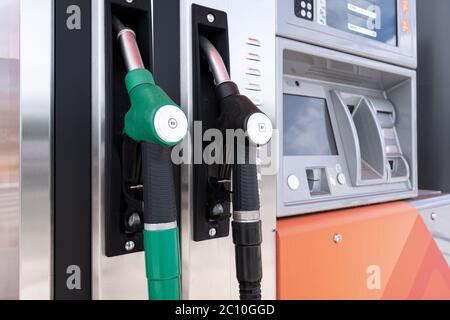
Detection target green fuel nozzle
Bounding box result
[113,16,187,147]
[113,16,185,300]
[199,36,273,300]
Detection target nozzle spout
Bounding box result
[113,16,145,72]
[199,35,231,85]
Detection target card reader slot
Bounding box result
[306,168,330,196]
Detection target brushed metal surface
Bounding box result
[91,0,147,300]
[0,0,20,300]
[93,0,277,300]
[0,0,20,60]
[20,0,53,299]
[180,0,277,300]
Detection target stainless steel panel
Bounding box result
[91,0,147,300]
[92,0,277,300]
[0,0,20,60]
[181,0,234,300]
[180,0,277,300]
[20,0,53,299]
[0,0,20,300]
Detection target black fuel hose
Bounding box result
[232,146,263,300]
[199,35,272,300]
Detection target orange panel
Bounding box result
[277,202,450,300]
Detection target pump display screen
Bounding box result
[315,0,398,46]
[283,94,338,156]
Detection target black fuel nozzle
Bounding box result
[199,36,272,146]
[199,35,273,300]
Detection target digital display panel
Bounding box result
[316,0,398,46]
[283,94,338,156]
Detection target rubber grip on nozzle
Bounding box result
[232,147,260,212]
[141,142,177,224]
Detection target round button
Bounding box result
[307,3,312,10]
[307,11,312,19]
[287,175,300,191]
[154,105,188,144]
[246,112,273,146]
[301,9,307,17]
[301,1,306,8]
[337,173,347,185]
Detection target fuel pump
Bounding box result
[112,16,188,300]
[199,36,273,300]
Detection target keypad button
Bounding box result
[295,0,314,20]
[288,175,300,191]
[337,173,347,185]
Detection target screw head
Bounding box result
[333,234,343,244]
[125,240,135,252]
[207,13,215,23]
[209,228,217,237]
[431,212,437,221]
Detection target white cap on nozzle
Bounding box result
[154,105,188,144]
[246,113,273,146]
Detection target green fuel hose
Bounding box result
[142,143,181,300]
[113,16,187,300]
